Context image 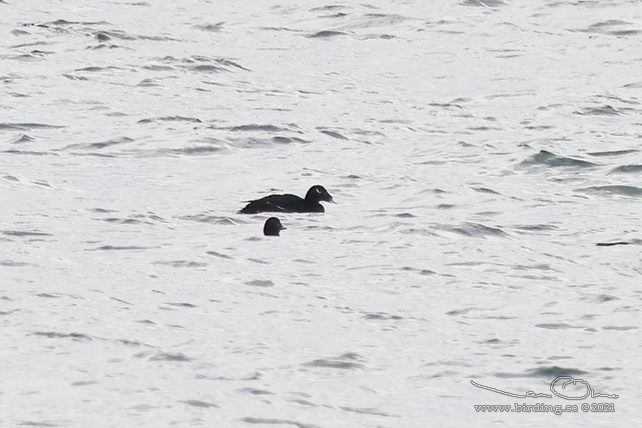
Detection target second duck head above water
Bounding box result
[240,185,334,214]
[263,217,286,236]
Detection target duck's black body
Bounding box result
[263,217,286,236]
[240,185,333,214]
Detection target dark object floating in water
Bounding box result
[240,185,333,214]
[264,217,286,236]
[596,241,631,247]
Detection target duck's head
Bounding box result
[264,217,286,236]
[306,185,334,203]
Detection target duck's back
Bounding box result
[239,194,299,214]
[240,193,323,214]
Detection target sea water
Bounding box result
[1,0,641,426]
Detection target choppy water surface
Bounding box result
[1,0,641,426]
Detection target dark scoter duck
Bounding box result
[263,217,286,236]
[240,185,333,214]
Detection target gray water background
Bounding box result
[1,0,641,426]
